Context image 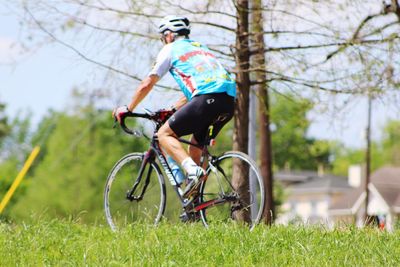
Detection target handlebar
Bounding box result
[119,112,152,135]
[115,109,210,148]
[115,109,174,136]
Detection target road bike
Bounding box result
[104,109,265,231]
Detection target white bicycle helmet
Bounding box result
[158,15,191,34]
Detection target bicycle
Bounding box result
[104,109,265,231]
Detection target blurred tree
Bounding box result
[0,102,11,148]
[10,0,400,163]
[6,0,400,225]
[272,93,311,170]
[232,0,251,223]
[0,157,20,211]
[331,143,384,176]
[29,110,58,163]
[330,119,400,176]
[0,109,32,220]
[252,0,274,224]
[8,108,147,222]
[382,120,400,165]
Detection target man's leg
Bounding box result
[188,135,202,165]
[158,122,203,175]
[158,122,205,197]
[157,121,189,164]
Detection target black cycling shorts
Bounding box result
[168,92,235,145]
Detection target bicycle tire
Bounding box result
[199,151,265,230]
[104,153,166,231]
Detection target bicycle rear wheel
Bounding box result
[104,153,166,231]
[199,151,264,230]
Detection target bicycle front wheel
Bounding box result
[199,151,265,230]
[104,153,166,231]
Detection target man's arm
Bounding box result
[128,75,159,112]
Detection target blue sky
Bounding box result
[0,7,90,125]
[1,4,399,149]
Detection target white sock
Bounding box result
[181,157,198,176]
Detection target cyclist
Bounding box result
[113,15,236,198]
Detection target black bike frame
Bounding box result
[126,132,209,206]
[120,112,231,212]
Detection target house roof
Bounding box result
[369,167,400,209]
[395,195,400,208]
[275,170,350,190]
[289,174,351,194]
[374,184,400,207]
[371,166,400,186]
[329,166,400,214]
[329,187,364,211]
[274,170,317,183]
[394,195,400,212]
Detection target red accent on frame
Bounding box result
[195,199,218,212]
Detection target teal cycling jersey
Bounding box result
[149,38,236,100]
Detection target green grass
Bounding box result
[1,219,399,266]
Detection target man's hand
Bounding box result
[156,108,176,123]
[112,105,130,123]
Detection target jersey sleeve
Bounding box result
[148,44,172,78]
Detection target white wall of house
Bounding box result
[348,165,363,188]
[277,193,331,224]
[316,201,328,217]
[296,201,312,221]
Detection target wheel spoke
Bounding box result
[104,153,166,230]
[200,152,264,230]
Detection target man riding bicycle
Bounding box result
[114,15,236,198]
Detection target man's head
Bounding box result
[158,15,190,44]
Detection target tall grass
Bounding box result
[1,219,399,266]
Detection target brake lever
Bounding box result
[143,108,156,116]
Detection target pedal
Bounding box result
[180,211,200,223]
[183,194,199,210]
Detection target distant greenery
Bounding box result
[2,108,148,223]
[2,94,400,223]
[381,120,400,166]
[198,92,335,172]
[0,103,236,223]
[269,93,400,175]
[332,120,400,176]
[0,219,399,266]
[0,102,11,146]
[270,93,333,171]
[0,107,31,214]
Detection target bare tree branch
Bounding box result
[164,0,236,19]
[24,6,176,91]
[363,21,399,38]
[77,0,236,32]
[193,21,235,32]
[259,34,400,55]
[43,3,158,40]
[75,1,163,19]
[16,0,400,100]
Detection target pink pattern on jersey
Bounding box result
[173,67,196,93]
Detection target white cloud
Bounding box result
[0,37,24,64]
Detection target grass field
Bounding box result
[1,219,399,266]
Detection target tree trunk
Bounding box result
[364,94,372,223]
[232,0,251,222]
[251,0,275,224]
